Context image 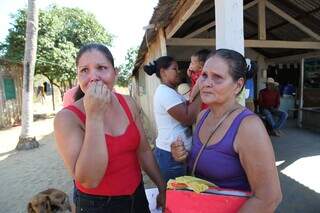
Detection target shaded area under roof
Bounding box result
[133,0,320,75]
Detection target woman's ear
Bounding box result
[235,78,245,95]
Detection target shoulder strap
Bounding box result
[65,105,86,123]
[115,93,134,122]
[195,109,211,135]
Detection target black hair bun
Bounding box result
[143,61,157,76]
[245,58,256,79]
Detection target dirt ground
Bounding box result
[1,100,320,212]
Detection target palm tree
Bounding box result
[16,0,39,150]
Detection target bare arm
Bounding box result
[54,82,110,188]
[167,94,201,126]
[171,109,207,162]
[235,115,282,213]
[54,108,107,188]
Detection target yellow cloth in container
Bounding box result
[167,176,217,193]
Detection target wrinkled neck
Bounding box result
[208,98,239,119]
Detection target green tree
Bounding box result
[118,47,138,87]
[1,5,113,109]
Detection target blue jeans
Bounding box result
[154,147,186,183]
[262,108,288,130]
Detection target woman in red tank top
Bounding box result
[54,43,166,213]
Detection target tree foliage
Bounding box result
[0,5,113,89]
[118,46,138,87]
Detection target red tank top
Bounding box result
[65,93,142,196]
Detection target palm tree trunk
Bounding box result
[16,0,39,150]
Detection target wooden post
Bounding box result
[258,0,266,40]
[298,58,304,128]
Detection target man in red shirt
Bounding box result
[258,78,288,136]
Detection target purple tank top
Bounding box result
[187,108,254,191]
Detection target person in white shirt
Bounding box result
[144,56,201,182]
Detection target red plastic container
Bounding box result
[165,189,249,213]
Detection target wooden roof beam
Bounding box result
[266,1,320,41]
[190,1,214,19]
[167,38,320,49]
[266,51,320,64]
[165,0,204,39]
[185,22,215,38]
[184,0,259,38]
[244,16,281,40]
[248,5,320,39]
[269,0,320,28]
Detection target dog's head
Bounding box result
[28,194,52,213]
[48,189,71,212]
[28,189,71,213]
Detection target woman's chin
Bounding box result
[201,96,215,105]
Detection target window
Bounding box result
[3,78,16,100]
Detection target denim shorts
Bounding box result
[74,181,150,213]
[154,147,187,183]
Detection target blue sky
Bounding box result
[0,0,158,66]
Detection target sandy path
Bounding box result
[0,117,155,213]
[0,118,72,213]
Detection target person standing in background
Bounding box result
[144,56,201,183]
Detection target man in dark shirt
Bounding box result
[258,78,288,136]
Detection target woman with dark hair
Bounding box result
[144,56,201,183]
[54,43,166,212]
[171,49,282,212]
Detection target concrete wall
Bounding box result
[0,64,23,128]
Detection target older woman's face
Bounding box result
[198,56,241,105]
[77,49,115,93]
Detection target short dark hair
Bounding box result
[74,43,114,101]
[207,49,247,94]
[143,56,175,79]
[192,49,210,63]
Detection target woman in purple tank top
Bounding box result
[172,49,282,212]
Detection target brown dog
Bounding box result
[28,188,71,213]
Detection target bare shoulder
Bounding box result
[54,107,81,133]
[54,108,74,125]
[239,113,266,135]
[235,112,270,151]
